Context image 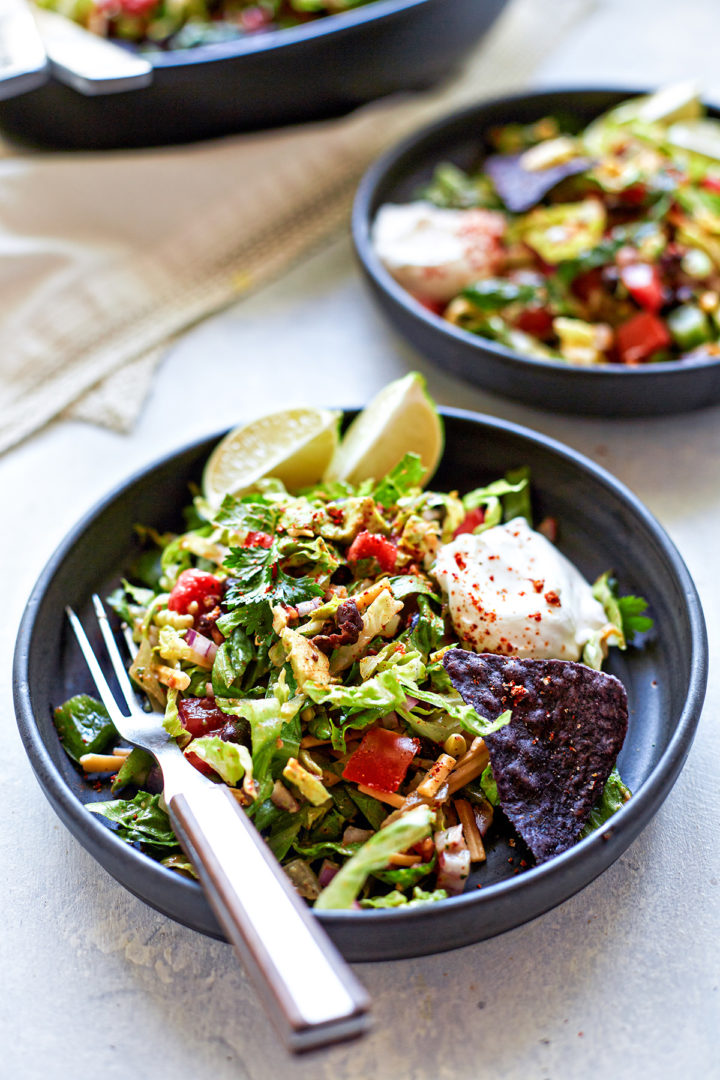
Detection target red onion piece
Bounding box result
[435,826,471,895]
[318,860,339,888]
[184,628,218,667]
[295,598,323,617]
[342,826,373,846]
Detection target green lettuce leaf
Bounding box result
[387,574,441,602]
[106,579,155,626]
[399,676,512,739]
[212,625,254,694]
[216,673,303,782]
[189,736,253,787]
[54,695,117,763]
[111,748,155,793]
[304,668,407,714]
[373,854,436,888]
[359,886,448,909]
[580,767,631,837]
[162,687,187,742]
[480,763,499,806]
[161,853,198,879]
[346,787,388,831]
[409,595,446,656]
[592,571,654,645]
[88,791,179,851]
[314,805,435,910]
[294,840,361,860]
[372,453,426,505]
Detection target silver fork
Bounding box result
[66,595,371,1053]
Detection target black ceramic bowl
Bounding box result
[0,0,506,150]
[13,410,707,960]
[352,88,720,417]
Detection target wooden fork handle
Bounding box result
[168,784,371,1053]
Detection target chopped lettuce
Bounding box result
[580,768,631,837]
[373,854,436,888]
[480,763,499,806]
[516,198,606,263]
[360,886,448,909]
[305,667,407,715]
[217,672,303,782]
[399,676,512,740]
[54,695,116,763]
[314,805,435,910]
[111,748,155,793]
[89,791,179,852]
[212,626,254,694]
[372,452,426,505]
[190,736,253,787]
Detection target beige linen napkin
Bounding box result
[0,0,592,455]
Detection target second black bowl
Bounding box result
[0,0,506,150]
[352,88,720,417]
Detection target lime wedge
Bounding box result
[636,81,700,124]
[323,372,444,486]
[203,407,341,505]
[667,118,720,163]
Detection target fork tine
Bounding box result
[91,594,140,715]
[65,606,128,729]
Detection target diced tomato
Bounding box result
[178,696,228,738]
[97,0,157,13]
[453,507,485,538]
[184,749,216,779]
[514,307,554,339]
[167,569,222,614]
[342,727,420,793]
[416,296,445,317]
[244,531,273,548]
[619,182,648,206]
[616,312,671,365]
[701,175,720,194]
[346,531,397,572]
[619,262,664,313]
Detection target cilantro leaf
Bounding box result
[213,494,277,534]
[616,594,654,640]
[373,453,425,506]
[223,543,323,636]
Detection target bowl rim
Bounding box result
[352,85,720,383]
[134,0,435,69]
[12,406,708,938]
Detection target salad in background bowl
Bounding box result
[35,0,384,50]
[353,86,720,415]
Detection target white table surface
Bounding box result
[3,1,720,1076]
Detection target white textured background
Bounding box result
[4,1,720,1076]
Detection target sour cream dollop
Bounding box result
[433,518,610,661]
[372,202,505,303]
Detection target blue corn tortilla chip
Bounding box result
[443,650,628,863]
[484,152,592,213]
